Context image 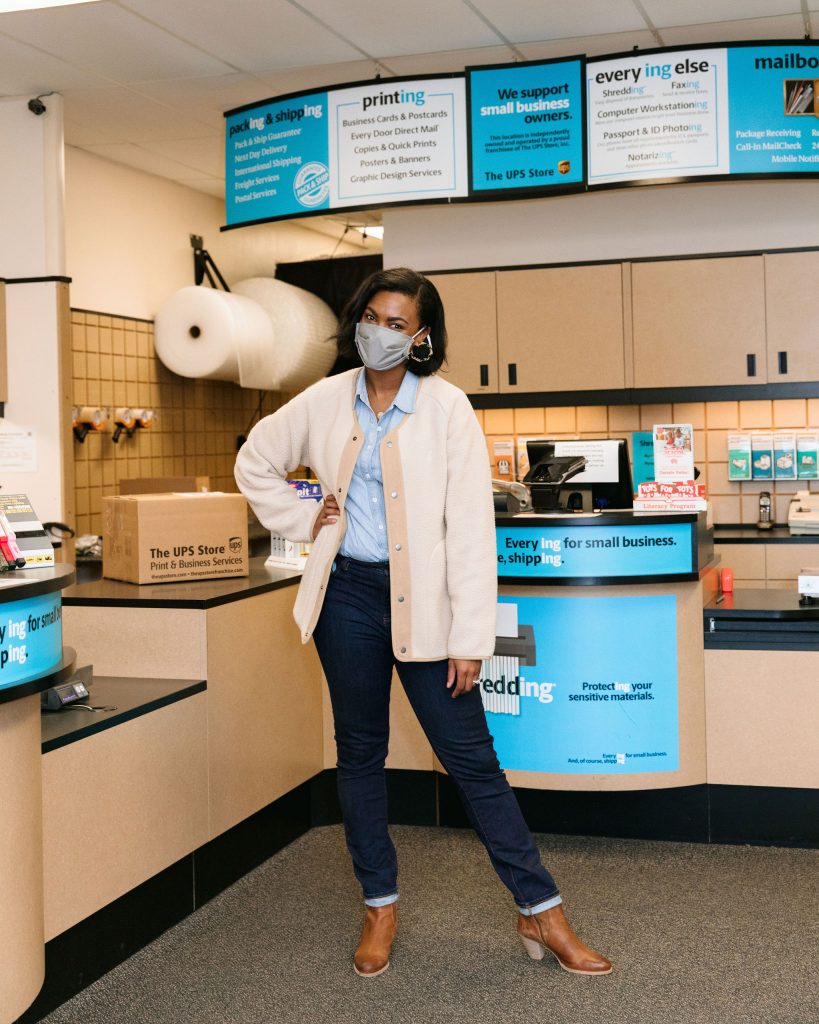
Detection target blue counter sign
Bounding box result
[496,522,694,579]
[483,595,679,774]
[0,592,62,691]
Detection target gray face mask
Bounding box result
[354,322,430,371]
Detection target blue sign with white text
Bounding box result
[469,58,584,192]
[496,522,693,578]
[728,45,819,174]
[0,592,62,691]
[483,594,679,774]
[225,92,329,224]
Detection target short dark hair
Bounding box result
[334,267,447,377]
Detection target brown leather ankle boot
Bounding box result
[517,903,612,975]
[353,904,397,977]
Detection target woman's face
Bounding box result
[360,290,425,339]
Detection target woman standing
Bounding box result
[235,267,611,979]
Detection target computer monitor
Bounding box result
[525,438,634,512]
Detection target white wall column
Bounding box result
[0,95,72,525]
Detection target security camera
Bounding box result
[28,97,46,116]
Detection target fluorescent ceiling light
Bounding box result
[0,1,100,11]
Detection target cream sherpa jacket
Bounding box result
[235,368,497,661]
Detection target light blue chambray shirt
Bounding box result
[338,369,419,562]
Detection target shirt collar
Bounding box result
[354,369,419,416]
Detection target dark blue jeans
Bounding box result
[312,556,560,910]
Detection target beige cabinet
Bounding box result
[495,264,626,393]
[426,271,498,394]
[764,251,819,383]
[632,256,766,387]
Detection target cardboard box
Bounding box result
[103,493,248,584]
[119,476,210,495]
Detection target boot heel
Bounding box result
[519,934,546,961]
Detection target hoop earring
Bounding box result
[408,339,433,363]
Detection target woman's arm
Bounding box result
[234,391,322,543]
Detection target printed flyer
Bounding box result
[652,423,694,483]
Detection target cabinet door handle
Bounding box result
[778,350,788,374]
[508,363,517,386]
[479,363,489,387]
[746,354,756,377]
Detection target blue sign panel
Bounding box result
[728,45,819,174]
[469,58,584,193]
[631,431,655,488]
[496,522,693,578]
[225,92,329,225]
[483,595,679,774]
[0,592,62,691]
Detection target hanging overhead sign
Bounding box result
[223,43,819,229]
[224,75,467,227]
[467,56,585,196]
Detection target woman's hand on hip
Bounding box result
[312,494,340,540]
[446,658,482,698]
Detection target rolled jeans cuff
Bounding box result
[364,892,399,908]
[518,894,562,916]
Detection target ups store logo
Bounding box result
[229,536,243,553]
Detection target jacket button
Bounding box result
[397,595,404,602]
[337,487,342,494]
[353,435,358,441]
[400,646,406,654]
[391,491,398,498]
[395,543,402,551]
[387,441,393,448]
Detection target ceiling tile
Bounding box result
[517,31,658,60]
[248,61,377,102]
[61,86,214,142]
[117,0,363,71]
[0,2,234,83]
[295,0,502,56]
[641,0,799,30]
[133,74,278,131]
[139,136,224,178]
[381,46,516,76]
[468,0,647,43]
[64,121,126,147]
[0,31,110,94]
[659,15,807,45]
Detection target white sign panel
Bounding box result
[0,426,37,472]
[328,78,468,206]
[587,48,730,185]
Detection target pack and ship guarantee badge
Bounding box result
[294,161,330,208]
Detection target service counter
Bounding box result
[23,527,819,1020]
[487,511,716,794]
[60,561,324,884]
[0,565,75,1024]
[702,588,819,845]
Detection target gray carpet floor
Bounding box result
[41,825,819,1024]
